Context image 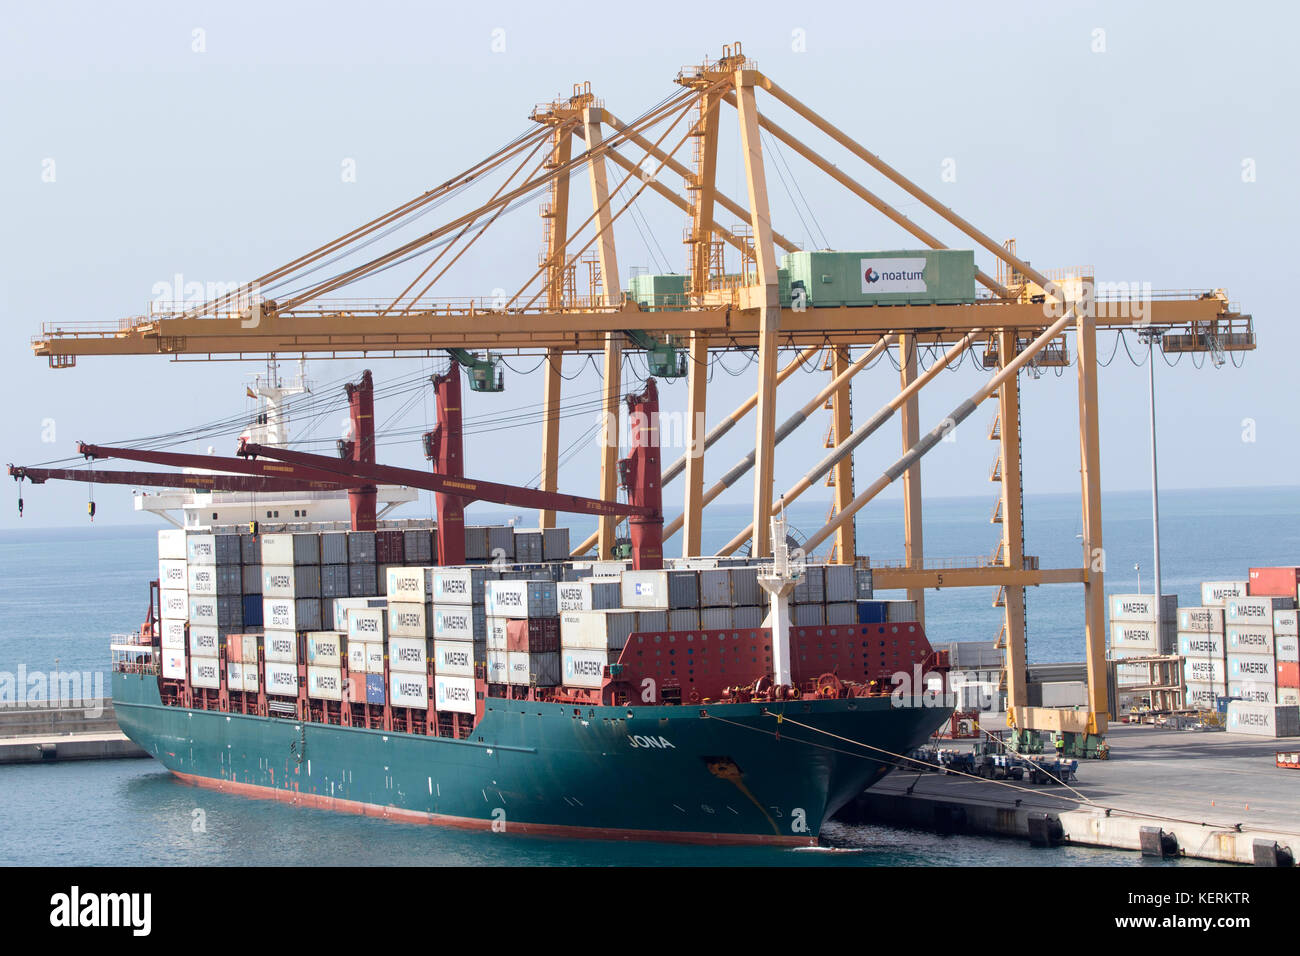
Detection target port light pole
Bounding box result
[1137,327,1164,634]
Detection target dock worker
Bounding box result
[1054,734,1065,757]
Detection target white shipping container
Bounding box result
[262,565,320,599]
[1183,682,1224,709]
[260,532,320,566]
[485,580,557,618]
[388,602,434,639]
[365,643,385,674]
[188,596,219,626]
[1227,654,1274,682]
[1229,680,1275,704]
[433,606,483,642]
[433,675,475,714]
[307,666,343,701]
[559,610,641,650]
[487,616,509,650]
[1226,596,1293,626]
[161,650,187,680]
[189,625,220,657]
[264,661,300,697]
[1110,621,1163,653]
[1108,593,1177,623]
[1176,631,1225,658]
[1176,606,1225,634]
[1041,681,1087,708]
[1277,635,1300,663]
[431,568,493,605]
[433,640,475,678]
[387,567,436,603]
[158,559,188,590]
[187,565,216,596]
[620,570,699,610]
[1226,625,1274,656]
[347,606,387,642]
[190,656,221,689]
[1273,609,1299,637]
[263,630,298,664]
[306,631,344,667]
[561,648,617,689]
[485,650,509,683]
[1226,701,1299,738]
[507,650,560,686]
[391,671,430,709]
[157,529,187,561]
[1184,657,1226,685]
[1279,687,1300,707]
[1201,580,1248,607]
[348,643,367,674]
[263,597,296,631]
[160,588,189,620]
[159,619,187,650]
[388,636,429,673]
[186,533,216,566]
[227,662,253,694]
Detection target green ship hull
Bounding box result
[113,671,950,845]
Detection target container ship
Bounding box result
[33,365,953,846]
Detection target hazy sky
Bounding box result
[2,1,1295,551]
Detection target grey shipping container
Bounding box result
[403,529,433,563]
[730,566,761,606]
[824,566,856,603]
[214,534,242,566]
[515,531,544,564]
[733,606,764,628]
[320,600,335,631]
[826,602,857,625]
[855,568,874,600]
[487,526,515,560]
[668,608,700,631]
[698,569,734,608]
[241,564,262,594]
[349,564,378,597]
[347,531,377,564]
[793,566,826,604]
[295,598,322,632]
[320,564,350,599]
[638,610,669,631]
[464,527,489,561]
[793,603,825,626]
[240,533,260,565]
[320,532,349,565]
[542,527,570,561]
[699,606,734,630]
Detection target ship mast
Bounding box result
[758,500,803,687]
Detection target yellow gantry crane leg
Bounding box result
[997,329,1030,719]
[1076,310,1109,736]
[899,334,926,624]
[538,126,573,530]
[583,106,624,558]
[829,345,856,563]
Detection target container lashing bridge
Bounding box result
[17,43,1256,753]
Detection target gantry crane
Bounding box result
[19,43,1256,753]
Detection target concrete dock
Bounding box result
[849,722,1299,865]
[0,699,146,765]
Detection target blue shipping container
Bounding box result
[242,594,264,627]
[855,600,888,624]
[365,674,385,705]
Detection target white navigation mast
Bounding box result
[757,499,804,688]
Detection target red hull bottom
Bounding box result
[171,770,818,848]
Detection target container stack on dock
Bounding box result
[1106,593,1178,711]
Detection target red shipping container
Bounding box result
[375,530,405,565]
[505,618,560,653]
[1279,661,1299,689]
[226,634,243,661]
[1247,567,1300,598]
[346,672,367,703]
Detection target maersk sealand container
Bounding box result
[782,249,976,307]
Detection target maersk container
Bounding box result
[1201,580,1248,606]
[781,249,976,307]
[824,566,856,603]
[263,564,321,599]
[1183,682,1224,710]
[264,661,299,697]
[432,567,495,605]
[228,662,257,694]
[1228,681,1275,704]
[560,610,641,651]
[189,596,241,628]
[347,642,367,674]
[485,650,509,683]
[160,588,189,620]
[855,600,887,625]
[306,631,344,667]
[507,650,560,686]
[306,666,342,701]
[433,605,487,642]
[514,530,544,564]
[433,640,475,678]
[1226,625,1274,656]
[464,527,489,561]
[388,602,434,639]
[826,602,856,625]
[433,674,475,713]
[621,570,699,610]
[505,618,560,653]
[388,636,429,673]
[387,567,434,603]
[364,643,384,674]
[365,673,385,705]
[347,530,377,564]
[561,647,618,689]
[402,529,433,564]
[241,564,262,595]
[1185,657,1226,685]
[1177,631,1224,658]
[485,580,558,618]
[190,657,221,690]
[700,606,734,630]
[1277,635,1300,664]
[158,559,187,590]
[261,532,320,567]
[1176,606,1224,634]
[733,606,764,629]
[542,527,570,562]
[1226,701,1299,738]
[157,528,187,562]
[793,603,825,626]
[1110,621,1167,655]
[186,533,217,566]
[189,626,220,657]
[1226,596,1293,626]
[348,606,387,642]
[486,616,509,651]
[1108,593,1177,623]
[161,650,187,681]
[348,563,378,597]
[1275,609,1300,638]
[1228,654,1274,682]
[263,597,294,631]
[320,532,349,566]
[263,630,298,664]
[159,619,186,650]
[792,566,825,605]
